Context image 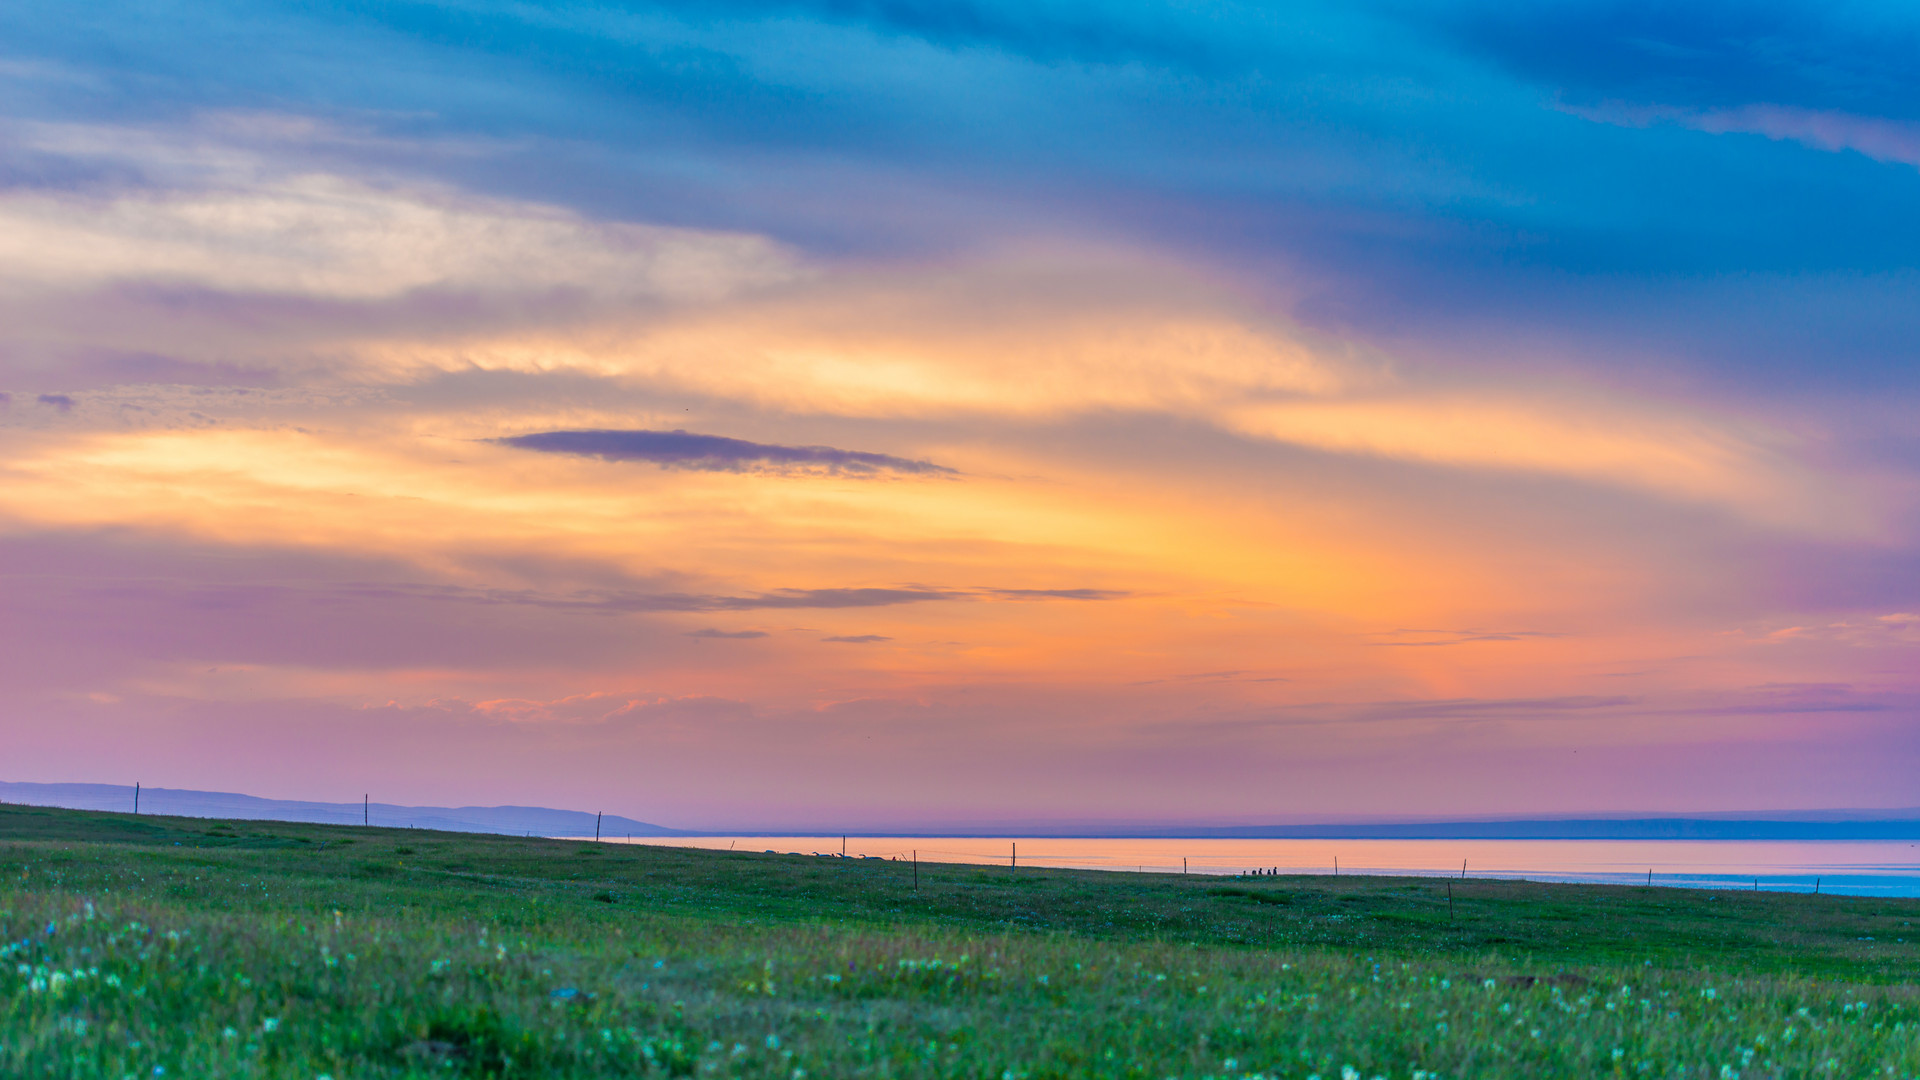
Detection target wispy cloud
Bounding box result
[1368,628,1563,648]
[495,429,953,476]
[822,634,891,644]
[0,124,798,303]
[685,628,768,639]
[1569,101,1920,169]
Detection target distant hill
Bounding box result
[0,782,686,838]
[6,781,1918,840]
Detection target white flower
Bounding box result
[263,1018,280,1033]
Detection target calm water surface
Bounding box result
[590,835,1920,896]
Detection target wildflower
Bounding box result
[263,1018,280,1033]
[1484,979,1496,990]
[1703,988,1717,1000]
[1341,1067,1360,1080]
[766,1034,781,1050]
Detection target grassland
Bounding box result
[3,803,1917,1078]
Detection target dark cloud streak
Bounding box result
[496,429,954,476]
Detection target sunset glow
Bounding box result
[3,1,1917,830]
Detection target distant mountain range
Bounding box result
[4,781,1919,840]
[0,782,685,838]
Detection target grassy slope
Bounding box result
[3,803,1917,1078]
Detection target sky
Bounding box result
[1,0,1917,830]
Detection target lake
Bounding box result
[589,834,1920,896]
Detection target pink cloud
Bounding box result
[1567,101,1920,169]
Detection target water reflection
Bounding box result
[583,836,1920,896]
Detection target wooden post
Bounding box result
[1011,842,1017,870]
[1646,868,1652,887]
[1814,877,1820,895]
[595,812,602,842]
[1461,858,1466,879]
[1183,857,1187,876]
[133,782,140,816]
[842,835,847,856]
[364,794,369,827]
[1334,856,1339,877]
[1447,880,1454,921]
[913,849,918,890]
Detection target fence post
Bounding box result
[913,849,918,890]
[595,812,602,842]
[133,782,140,816]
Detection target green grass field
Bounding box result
[3,803,1917,1078]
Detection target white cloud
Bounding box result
[0,120,800,303]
